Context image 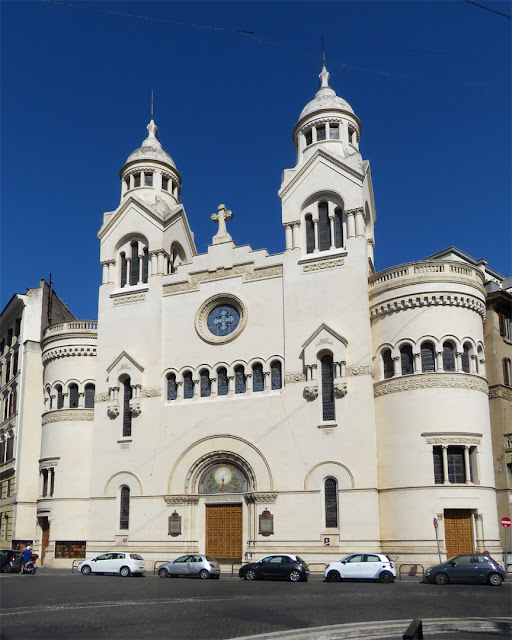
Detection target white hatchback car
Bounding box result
[78,552,145,577]
[325,553,396,583]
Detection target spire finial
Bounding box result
[151,89,154,120]
[322,36,325,67]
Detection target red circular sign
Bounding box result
[501,517,512,528]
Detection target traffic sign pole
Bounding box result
[500,517,511,573]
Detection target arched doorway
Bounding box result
[198,463,248,562]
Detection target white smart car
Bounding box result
[78,552,145,577]
[325,553,396,583]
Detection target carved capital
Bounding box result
[334,382,348,398]
[129,399,142,416]
[107,403,120,419]
[304,385,319,400]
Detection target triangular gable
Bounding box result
[302,324,348,367]
[302,323,347,351]
[107,351,144,374]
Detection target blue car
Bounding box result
[425,554,505,586]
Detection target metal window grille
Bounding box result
[183,372,194,399]
[443,342,456,372]
[120,253,127,288]
[200,370,211,397]
[306,215,314,254]
[421,342,436,372]
[271,361,282,390]
[433,447,443,484]
[252,364,264,392]
[84,385,95,408]
[382,349,394,379]
[235,366,246,394]
[321,354,335,421]
[130,243,139,285]
[142,249,149,283]
[316,125,326,141]
[462,345,471,373]
[57,387,64,409]
[334,210,343,248]
[324,478,338,528]
[167,374,177,401]
[120,487,130,529]
[318,202,331,251]
[69,385,79,409]
[400,345,414,375]
[447,447,465,483]
[123,379,132,437]
[217,368,228,396]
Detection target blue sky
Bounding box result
[1,0,510,320]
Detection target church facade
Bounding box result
[3,64,510,568]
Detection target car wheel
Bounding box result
[244,569,257,580]
[379,571,394,584]
[120,566,131,577]
[199,569,210,579]
[327,570,341,582]
[434,572,448,585]
[289,570,301,582]
[158,568,169,578]
[2,565,11,573]
[81,565,91,575]
[488,572,503,587]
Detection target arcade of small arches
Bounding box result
[122,168,180,200]
[44,381,96,410]
[377,337,484,381]
[298,119,360,151]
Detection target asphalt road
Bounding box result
[1,569,510,640]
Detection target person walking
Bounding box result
[19,545,33,573]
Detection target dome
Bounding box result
[298,65,354,121]
[124,119,176,169]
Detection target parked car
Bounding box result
[0,550,19,573]
[158,554,220,579]
[77,552,145,577]
[424,554,505,586]
[325,553,396,583]
[239,554,309,582]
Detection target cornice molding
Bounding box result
[374,374,488,397]
[164,495,200,505]
[42,345,97,364]
[489,385,512,401]
[280,149,364,199]
[370,293,486,321]
[42,409,94,425]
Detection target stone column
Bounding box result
[101,262,109,285]
[306,366,312,382]
[474,514,484,551]
[413,353,422,373]
[311,364,318,381]
[228,375,234,396]
[138,246,144,284]
[284,224,293,251]
[436,351,444,372]
[78,392,85,408]
[108,260,115,283]
[176,381,184,400]
[471,355,478,374]
[464,446,473,484]
[264,371,270,390]
[334,362,341,379]
[442,446,449,485]
[456,352,463,372]
[292,222,300,249]
[340,361,346,377]
[393,356,401,376]
[355,210,365,236]
[150,252,158,276]
[193,379,199,398]
[210,377,217,397]
[313,219,319,252]
[347,212,356,238]
[329,214,335,250]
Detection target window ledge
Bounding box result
[299,250,347,265]
[318,422,337,429]
[110,286,149,298]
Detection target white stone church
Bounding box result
[3,63,509,568]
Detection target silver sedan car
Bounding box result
[158,554,221,579]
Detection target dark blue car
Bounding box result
[425,554,505,586]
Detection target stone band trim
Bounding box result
[489,385,512,401]
[303,258,344,272]
[370,293,486,321]
[42,409,94,425]
[374,374,488,397]
[164,496,200,505]
[285,372,307,383]
[425,436,481,445]
[94,392,109,403]
[248,492,278,503]
[346,365,373,376]
[141,387,162,398]
[42,346,97,364]
[112,293,147,306]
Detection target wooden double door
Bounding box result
[206,504,242,561]
[444,509,473,557]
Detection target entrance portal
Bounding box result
[444,509,473,556]
[38,517,50,565]
[206,504,242,561]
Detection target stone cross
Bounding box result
[211,204,233,245]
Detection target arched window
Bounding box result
[270,361,282,390]
[442,342,456,372]
[123,378,132,436]
[324,477,338,528]
[200,369,211,397]
[321,353,335,421]
[129,242,139,285]
[167,373,177,401]
[334,208,343,248]
[382,349,394,379]
[56,385,64,409]
[142,248,149,283]
[400,345,414,375]
[120,486,130,530]
[318,202,331,251]
[183,371,194,399]
[217,368,228,396]
[48,388,53,410]
[69,384,79,409]
[235,365,246,394]
[252,363,264,392]
[120,252,127,288]
[462,343,471,373]
[421,342,436,373]
[305,215,314,254]
[503,358,512,387]
[84,384,95,409]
